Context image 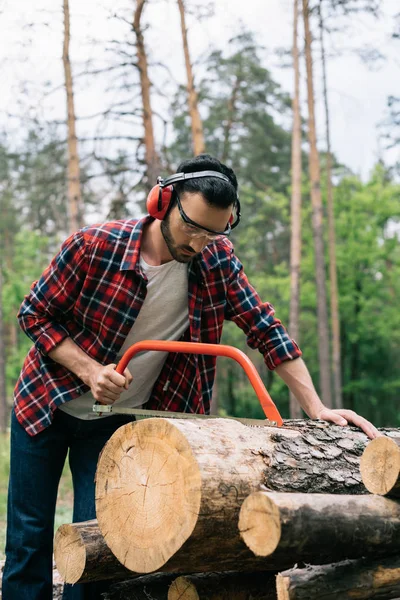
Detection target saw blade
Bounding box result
[92,404,277,427]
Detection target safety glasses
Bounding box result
[176,193,233,239]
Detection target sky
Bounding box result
[1,0,399,181]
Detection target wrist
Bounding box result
[75,356,100,386]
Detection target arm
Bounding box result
[224,249,379,440]
[275,358,380,439]
[19,231,131,404]
[48,338,132,405]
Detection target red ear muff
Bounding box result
[146,184,174,220]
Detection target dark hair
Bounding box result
[174,154,238,209]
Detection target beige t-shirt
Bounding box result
[59,255,189,419]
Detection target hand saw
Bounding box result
[92,340,283,427]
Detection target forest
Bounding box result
[0,0,399,430]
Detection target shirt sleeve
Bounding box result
[17,231,88,356]
[225,251,302,370]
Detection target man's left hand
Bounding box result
[316,408,381,440]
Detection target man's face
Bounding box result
[161,192,233,263]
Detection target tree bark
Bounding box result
[169,572,277,600]
[276,554,400,600]
[302,0,332,407]
[221,75,240,163]
[318,0,342,409]
[103,573,176,600]
[62,0,83,233]
[132,0,161,191]
[289,0,303,419]
[360,436,400,498]
[95,418,396,575]
[239,490,400,563]
[177,0,205,156]
[54,520,134,584]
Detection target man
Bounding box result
[3,154,379,599]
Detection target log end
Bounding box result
[360,436,400,496]
[168,576,199,600]
[96,419,202,573]
[238,491,281,557]
[54,523,86,584]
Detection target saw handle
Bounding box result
[115,340,283,426]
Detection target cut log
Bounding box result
[168,572,277,600]
[360,435,400,498]
[276,554,400,600]
[94,418,396,574]
[239,490,400,564]
[54,520,134,584]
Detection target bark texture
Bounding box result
[302,0,332,407]
[360,435,400,497]
[289,0,303,419]
[103,574,176,600]
[62,0,83,233]
[177,0,205,155]
[169,572,277,600]
[95,418,395,575]
[54,520,134,584]
[132,0,161,189]
[276,554,400,600]
[239,490,400,563]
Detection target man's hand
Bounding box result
[315,407,381,440]
[88,363,133,405]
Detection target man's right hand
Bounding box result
[88,363,133,405]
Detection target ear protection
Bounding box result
[146,170,241,228]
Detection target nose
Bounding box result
[189,237,208,254]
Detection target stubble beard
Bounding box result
[160,218,194,264]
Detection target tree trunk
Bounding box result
[302,0,332,407]
[276,554,400,600]
[360,436,400,497]
[62,0,83,233]
[95,418,394,575]
[177,0,205,156]
[0,267,7,432]
[289,0,303,419]
[54,520,134,584]
[318,0,342,409]
[132,0,161,191]
[239,490,400,563]
[221,75,240,163]
[169,572,277,600]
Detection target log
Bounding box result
[102,573,176,600]
[360,435,400,498]
[54,520,134,584]
[168,572,277,600]
[276,554,400,600]
[239,490,400,564]
[94,417,396,574]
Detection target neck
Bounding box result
[141,219,173,266]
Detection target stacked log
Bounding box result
[93,418,371,575]
[53,418,400,598]
[238,490,400,563]
[276,554,400,600]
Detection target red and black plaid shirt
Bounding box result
[14,216,302,436]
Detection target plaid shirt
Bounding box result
[14,216,302,436]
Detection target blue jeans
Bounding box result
[2,408,135,600]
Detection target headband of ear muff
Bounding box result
[146,170,239,222]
